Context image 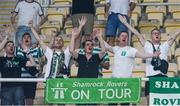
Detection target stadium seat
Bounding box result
[175,48,180,71]
[168,63,178,77]
[143,0,163,3]
[177,57,180,72]
[131,13,139,27]
[64,20,72,35]
[102,69,112,78]
[96,13,106,20]
[139,20,160,34]
[70,64,78,77]
[53,0,72,4]
[132,64,146,88]
[131,6,141,27]
[52,1,71,18]
[47,14,64,28]
[61,34,71,47]
[164,19,180,43]
[40,21,60,36]
[146,6,166,26]
[173,12,180,19]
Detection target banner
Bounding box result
[45,78,141,104]
[150,77,180,106]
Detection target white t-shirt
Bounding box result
[14,1,43,29]
[144,41,170,77]
[44,47,71,78]
[112,46,137,78]
[106,0,135,15]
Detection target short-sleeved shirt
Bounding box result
[14,1,43,29]
[112,46,137,78]
[144,41,170,77]
[72,0,94,14]
[106,0,135,15]
[16,46,44,77]
[78,47,110,66]
[0,56,27,87]
[44,47,71,78]
[75,54,101,78]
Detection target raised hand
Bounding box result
[72,27,80,39]
[51,30,57,37]
[78,16,87,27]
[118,15,127,23]
[28,20,33,28]
[94,29,102,39]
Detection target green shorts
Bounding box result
[72,13,94,35]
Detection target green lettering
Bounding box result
[177,99,180,105]
[121,51,127,56]
[153,98,160,105]
[169,99,177,105]
[162,99,168,105]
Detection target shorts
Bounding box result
[15,26,37,46]
[145,74,167,96]
[72,13,94,35]
[23,82,37,99]
[105,12,129,37]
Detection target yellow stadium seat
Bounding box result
[133,6,141,16]
[164,19,180,43]
[146,6,166,26]
[173,12,180,19]
[139,20,160,34]
[131,13,139,27]
[143,0,163,3]
[96,6,105,14]
[135,58,143,65]
[96,13,106,20]
[64,20,72,35]
[102,70,112,78]
[168,0,180,3]
[53,0,72,4]
[169,6,180,13]
[132,64,145,78]
[177,57,180,71]
[47,14,64,28]
[53,1,71,18]
[65,27,72,35]
[168,63,178,77]
[70,64,78,77]
[175,48,180,58]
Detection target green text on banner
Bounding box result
[150,77,180,105]
[45,78,141,104]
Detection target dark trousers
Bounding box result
[1,86,25,105]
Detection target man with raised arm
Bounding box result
[70,27,106,78]
[118,15,180,104]
[0,29,35,105]
[104,31,160,78]
[29,16,87,78]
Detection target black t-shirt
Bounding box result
[75,54,101,78]
[0,56,27,87]
[72,0,94,14]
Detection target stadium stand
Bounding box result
[0,0,180,105]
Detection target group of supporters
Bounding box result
[0,0,179,105]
